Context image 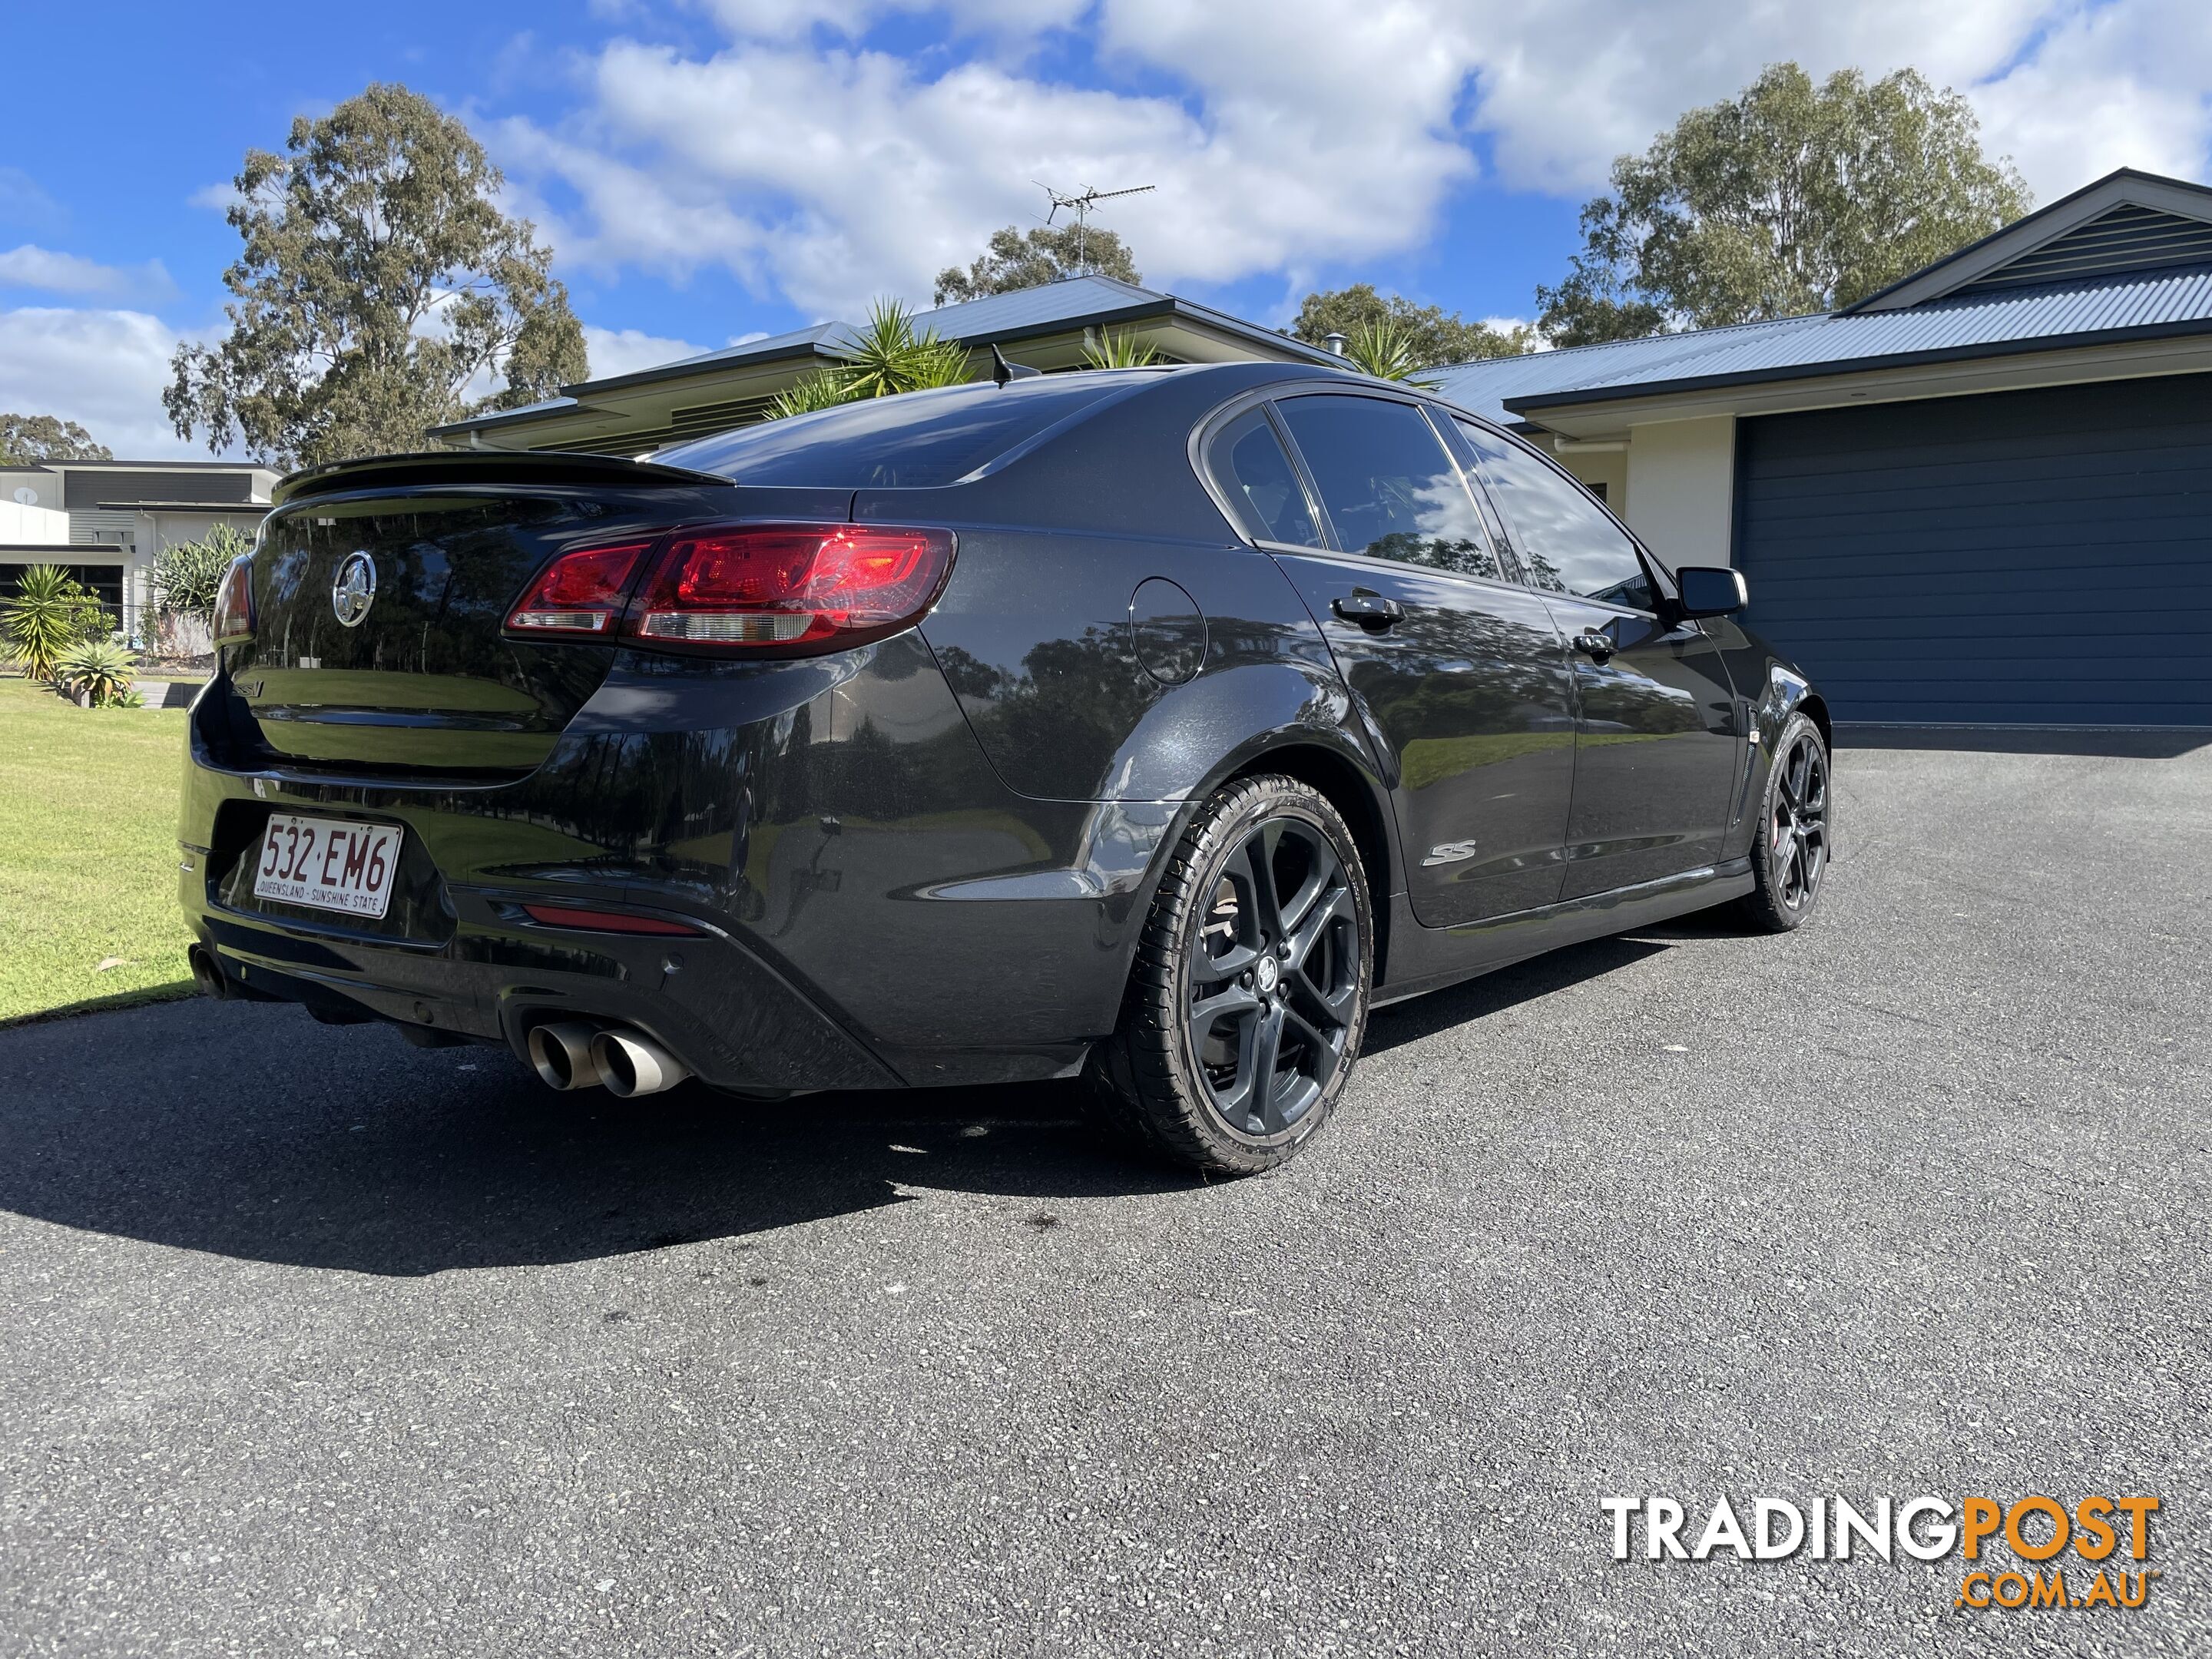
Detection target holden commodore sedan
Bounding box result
[181,362,1831,1174]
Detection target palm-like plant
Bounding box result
[1344,316,1441,386]
[53,636,138,708]
[1082,326,1161,369]
[5,565,106,682]
[767,372,861,421]
[153,522,253,625]
[835,300,972,399]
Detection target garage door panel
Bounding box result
[1745,467,2212,525]
[1743,435,2212,492]
[1746,544,2212,584]
[1735,373,2212,725]
[1751,566,2203,597]
[1760,606,2212,638]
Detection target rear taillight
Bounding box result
[633,524,955,651]
[502,522,955,657]
[505,541,654,637]
[213,553,254,645]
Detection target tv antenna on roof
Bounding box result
[1036,182,1154,273]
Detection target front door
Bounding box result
[1455,421,1742,899]
[1246,393,1578,926]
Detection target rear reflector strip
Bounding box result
[520,903,706,936]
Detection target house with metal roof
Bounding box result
[1434,167,2212,729]
[429,274,1343,458]
[0,458,278,647]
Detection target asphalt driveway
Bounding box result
[2,740,2207,1657]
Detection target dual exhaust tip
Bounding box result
[527,1022,692,1098]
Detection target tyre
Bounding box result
[1087,774,1373,1174]
[1738,712,1831,932]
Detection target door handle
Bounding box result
[1571,628,1615,661]
[1333,593,1404,631]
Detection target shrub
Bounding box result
[53,636,140,708]
[5,565,112,682]
[766,373,860,421]
[1082,327,1161,369]
[153,522,251,624]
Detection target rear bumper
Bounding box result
[179,635,1184,1091]
[188,899,901,1095]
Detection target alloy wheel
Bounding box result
[1769,730,1829,912]
[1186,815,1361,1139]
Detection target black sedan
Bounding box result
[180,362,1832,1174]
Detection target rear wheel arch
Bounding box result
[1219,741,1396,988]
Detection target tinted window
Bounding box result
[1457,420,1655,611]
[660,377,1134,488]
[1211,408,1322,547]
[1277,396,1503,580]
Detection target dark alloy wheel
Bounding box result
[1740,713,1830,932]
[1088,774,1372,1174]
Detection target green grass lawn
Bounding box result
[0,678,197,1025]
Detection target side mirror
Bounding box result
[1675,565,1747,620]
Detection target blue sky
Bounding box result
[2,0,2207,456]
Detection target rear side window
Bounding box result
[1210,408,1322,547]
[1276,395,1503,580]
[660,377,1133,488]
[1457,419,1656,611]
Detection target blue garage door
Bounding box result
[1734,373,2212,725]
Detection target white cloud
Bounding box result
[0,245,175,302]
[1968,0,2212,192]
[493,0,2212,325]
[0,307,216,460]
[187,181,244,214]
[0,167,65,235]
[584,323,710,378]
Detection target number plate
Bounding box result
[251,813,403,919]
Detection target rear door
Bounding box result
[1455,420,1742,899]
[1213,393,1576,926]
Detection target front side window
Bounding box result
[1457,419,1655,611]
[1275,395,1504,580]
[1210,407,1322,547]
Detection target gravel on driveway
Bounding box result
[1,740,2206,1657]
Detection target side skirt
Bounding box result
[1372,858,1753,1008]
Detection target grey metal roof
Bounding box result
[1429,316,1828,422]
[1501,261,2212,413]
[440,276,1342,437]
[594,321,854,390]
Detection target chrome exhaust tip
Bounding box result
[528,1022,607,1091]
[187,944,227,999]
[591,1029,692,1098]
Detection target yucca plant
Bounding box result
[767,371,862,421]
[900,336,975,389]
[1082,326,1161,369]
[835,300,971,399]
[1344,316,1441,386]
[54,636,139,708]
[5,565,106,682]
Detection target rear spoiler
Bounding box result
[271,449,733,508]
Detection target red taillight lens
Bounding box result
[213,553,254,645]
[520,902,705,936]
[506,541,654,637]
[631,523,955,651]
